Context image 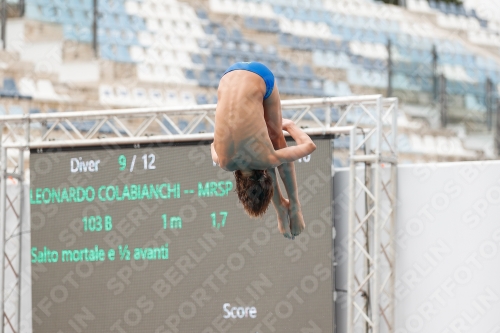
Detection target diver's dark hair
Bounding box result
[234,170,274,218]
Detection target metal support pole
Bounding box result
[19,0,25,17]
[92,0,98,57]
[389,98,398,333]
[372,96,382,333]
[439,74,447,127]
[365,161,372,333]
[325,104,331,128]
[496,98,500,156]
[16,120,28,332]
[347,126,356,333]
[387,39,392,98]
[432,45,438,102]
[1,0,6,50]
[0,146,6,333]
[486,78,493,131]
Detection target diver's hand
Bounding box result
[282,118,294,131]
[276,199,293,239]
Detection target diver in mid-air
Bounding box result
[211,62,316,239]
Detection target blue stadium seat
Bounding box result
[449,3,459,15]
[117,15,130,29]
[41,6,57,22]
[269,20,280,33]
[230,29,243,41]
[68,0,91,10]
[196,94,208,104]
[308,10,321,23]
[63,25,78,40]
[58,8,74,24]
[219,55,231,69]
[96,28,109,44]
[196,8,208,19]
[244,17,257,30]
[98,12,117,29]
[109,29,123,44]
[206,55,217,70]
[25,3,44,20]
[100,0,126,14]
[312,39,325,51]
[0,78,31,99]
[301,65,315,79]
[100,44,116,60]
[191,53,203,64]
[75,25,92,43]
[278,33,291,47]
[216,27,228,40]
[198,71,211,87]
[116,46,133,62]
[457,4,466,16]
[185,69,196,81]
[274,61,288,77]
[203,25,214,35]
[284,78,298,95]
[282,6,295,20]
[288,64,299,78]
[257,18,270,32]
[130,16,146,31]
[72,9,91,25]
[298,80,309,94]
[272,5,283,14]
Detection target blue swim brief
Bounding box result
[223,62,275,100]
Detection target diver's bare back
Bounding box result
[214,71,276,171]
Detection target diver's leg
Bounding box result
[267,167,293,239]
[264,84,305,237]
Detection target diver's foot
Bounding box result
[289,209,305,237]
[278,218,293,239]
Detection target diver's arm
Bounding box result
[271,123,316,165]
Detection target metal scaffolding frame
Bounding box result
[0,95,398,333]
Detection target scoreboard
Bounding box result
[30,139,333,333]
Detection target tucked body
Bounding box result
[212,62,316,238]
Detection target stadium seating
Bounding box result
[19,0,499,102]
[0,0,491,161]
[0,78,31,99]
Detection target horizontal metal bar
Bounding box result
[4,126,362,149]
[3,173,22,181]
[0,95,384,122]
[351,155,398,163]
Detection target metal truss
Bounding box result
[347,98,398,333]
[0,95,397,333]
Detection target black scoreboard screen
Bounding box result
[30,139,333,333]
